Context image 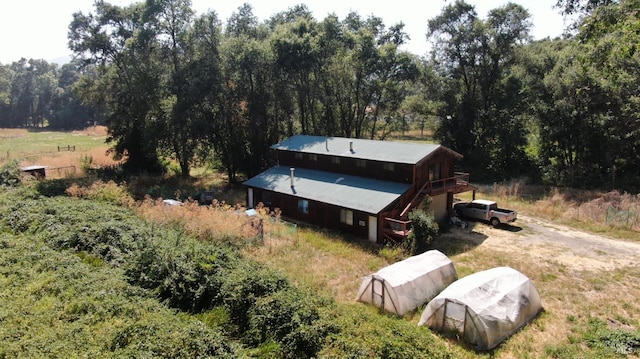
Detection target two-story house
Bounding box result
[243,135,475,243]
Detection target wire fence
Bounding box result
[567,193,640,231]
[243,216,299,248]
[264,217,299,248]
[2,145,78,163]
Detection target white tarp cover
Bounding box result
[356,250,457,316]
[418,266,543,350]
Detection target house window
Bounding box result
[262,192,272,207]
[308,154,318,161]
[429,163,441,181]
[298,199,309,214]
[383,162,394,171]
[331,157,341,164]
[356,159,366,168]
[294,152,303,160]
[340,209,353,225]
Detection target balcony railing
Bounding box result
[398,172,473,219]
[384,217,411,238]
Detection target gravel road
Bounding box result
[451,214,640,271]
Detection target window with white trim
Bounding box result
[340,209,353,225]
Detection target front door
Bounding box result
[368,216,377,242]
[247,188,254,208]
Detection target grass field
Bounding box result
[0,127,117,178]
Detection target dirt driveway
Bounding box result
[451,215,640,271]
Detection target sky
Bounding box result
[0,0,569,65]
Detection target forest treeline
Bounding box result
[0,0,638,190]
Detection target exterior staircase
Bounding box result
[382,172,476,242]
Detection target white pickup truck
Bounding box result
[453,199,517,227]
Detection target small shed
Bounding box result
[356,250,457,316]
[418,266,543,350]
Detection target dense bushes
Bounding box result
[3,197,143,265]
[321,303,463,358]
[0,232,239,358]
[0,184,469,358]
[125,236,240,313]
[0,160,21,187]
[406,209,439,255]
[0,185,337,357]
[247,288,340,358]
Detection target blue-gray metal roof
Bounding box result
[243,166,411,214]
[271,135,460,164]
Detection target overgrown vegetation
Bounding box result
[582,317,640,356]
[406,209,439,255]
[0,230,239,358]
[0,183,465,358]
[0,160,21,187]
[2,146,640,357]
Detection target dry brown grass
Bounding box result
[72,125,108,136]
[243,226,387,301]
[135,199,277,244]
[19,147,120,178]
[0,128,29,139]
[469,180,640,239]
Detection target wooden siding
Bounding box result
[414,149,456,188]
[278,150,414,184]
[249,188,372,238]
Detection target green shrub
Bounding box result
[321,303,461,358]
[0,196,145,265]
[0,160,21,187]
[247,288,320,344]
[281,318,339,359]
[406,209,439,255]
[36,178,74,196]
[220,263,289,335]
[583,317,640,355]
[0,231,241,358]
[127,246,227,313]
[247,288,339,358]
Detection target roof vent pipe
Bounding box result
[326,139,329,151]
[349,140,354,152]
[290,167,295,188]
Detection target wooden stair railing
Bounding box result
[399,180,433,218]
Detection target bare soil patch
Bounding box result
[448,215,640,271]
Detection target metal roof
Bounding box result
[20,165,48,171]
[243,166,411,214]
[271,135,461,164]
[471,199,496,206]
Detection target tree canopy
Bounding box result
[1,0,638,191]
